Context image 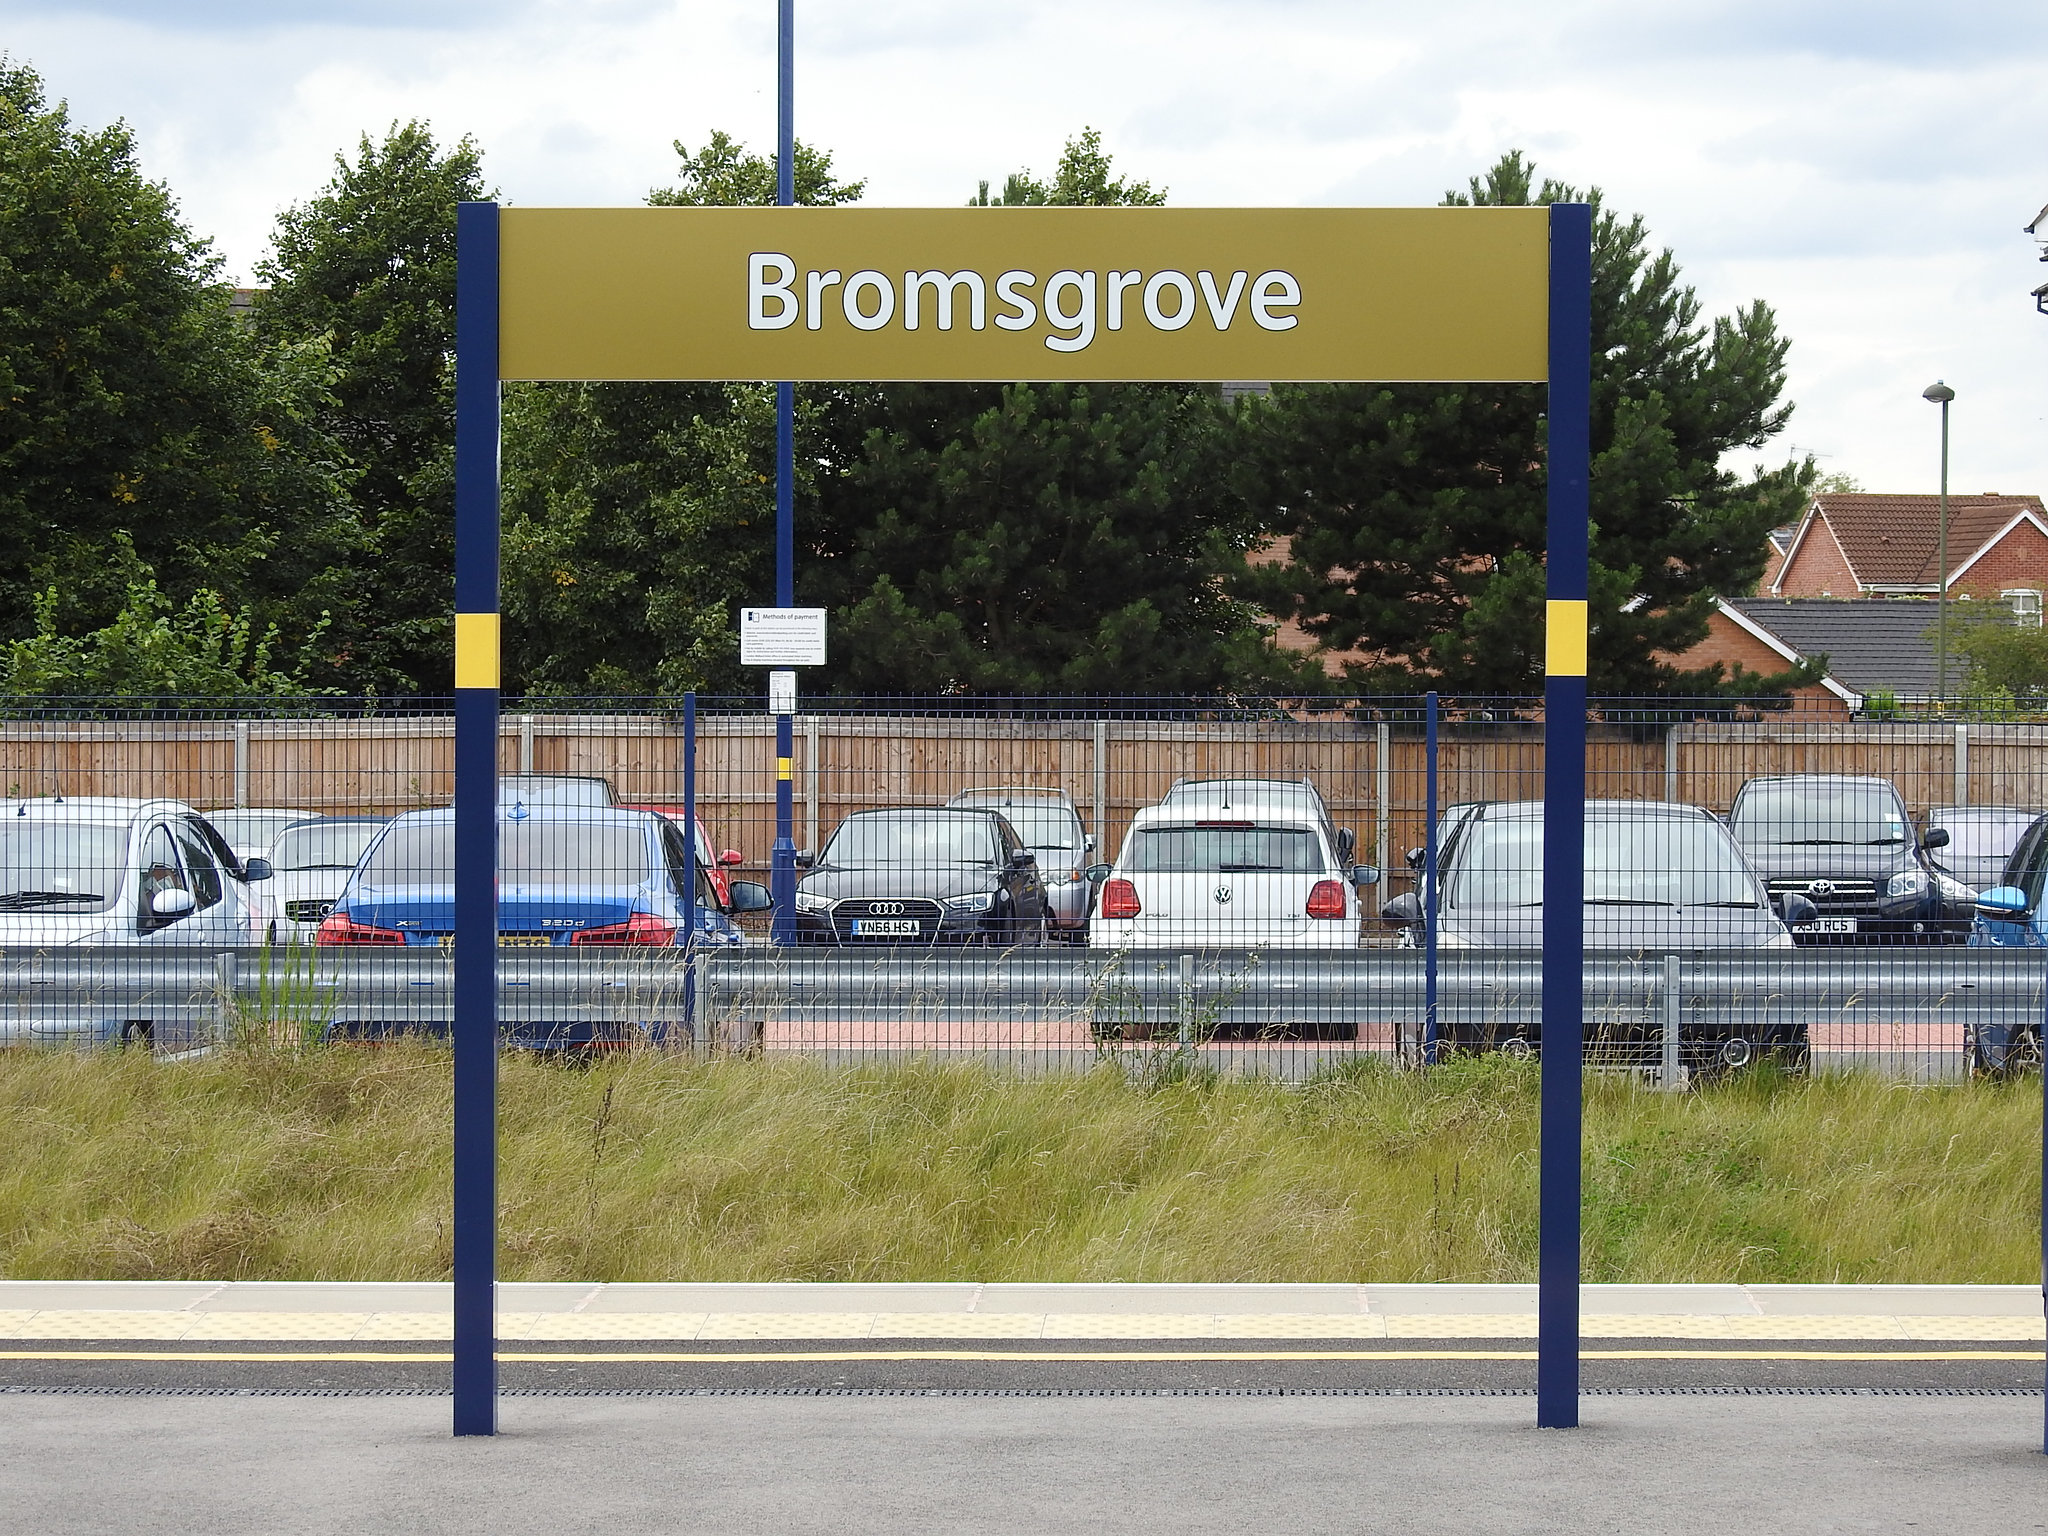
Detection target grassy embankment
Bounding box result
[0,1045,2037,1284]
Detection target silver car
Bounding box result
[947,788,1094,939]
[1379,800,1803,950]
[0,797,270,1045]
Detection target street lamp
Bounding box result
[1922,380,1954,704]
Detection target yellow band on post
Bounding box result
[1545,600,1588,678]
[776,757,793,780]
[454,613,501,690]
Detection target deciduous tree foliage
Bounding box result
[256,122,486,693]
[1235,152,1812,697]
[0,59,357,681]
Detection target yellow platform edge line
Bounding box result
[2,1348,2040,1364]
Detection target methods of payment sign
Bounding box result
[497,206,1549,384]
[740,607,827,667]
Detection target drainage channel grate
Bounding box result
[1,1385,2040,1400]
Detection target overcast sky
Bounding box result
[6,0,2044,498]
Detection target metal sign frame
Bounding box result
[451,199,1593,1436]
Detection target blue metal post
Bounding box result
[679,691,697,1046]
[768,0,799,944]
[2040,964,2046,1454]
[1537,200,1593,1431]
[1422,691,1440,1065]
[451,199,501,1437]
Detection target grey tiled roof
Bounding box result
[1725,597,1995,698]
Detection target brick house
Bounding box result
[1768,492,2047,622]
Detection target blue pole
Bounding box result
[451,199,501,1437]
[679,691,697,1046]
[1423,690,1440,1065]
[768,0,799,944]
[1537,200,1592,1432]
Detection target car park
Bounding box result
[1087,791,1378,950]
[0,797,270,1044]
[621,804,746,909]
[258,815,390,944]
[1160,777,1360,866]
[1923,806,2040,896]
[947,787,1094,940]
[792,807,1048,945]
[1726,774,1969,944]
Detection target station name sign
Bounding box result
[497,207,1549,384]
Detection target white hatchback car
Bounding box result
[1087,794,1379,949]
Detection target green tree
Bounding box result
[1953,608,2048,701]
[499,134,861,696]
[0,59,358,667]
[0,567,332,699]
[256,122,488,693]
[1235,151,1811,696]
[809,128,1301,695]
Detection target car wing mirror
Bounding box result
[1083,835,1096,852]
[1974,885,2032,919]
[726,880,773,914]
[794,850,814,869]
[1083,863,1112,884]
[1922,827,1950,850]
[151,888,197,917]
[718,849,744,866]
[1404,847,1426,871]
[1350,864,1381,888]
[1776,892,1818,926]
[1379,891,1423,925]
[1011,848,1037,866]
[241,857,273,882]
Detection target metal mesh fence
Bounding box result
[0,693,2042,1079]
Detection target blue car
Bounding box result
[317,802,769,1046]
[1964,810,2046,1074]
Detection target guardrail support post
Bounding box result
[232,722,250,809]
[1661,954,1683,1092]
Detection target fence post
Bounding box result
[232,722,249,809]
[1423,693,1440,1065]
[676,691,696,1050]
[805,715,820,853]
[1092,720,1109,853]
[1953,723,1968,809]
[1375,721,1392,888]
[1663,722,1679,803]
[1177,952,1196,1048]
[519,715,535,775]
[1661,953,1682,1091]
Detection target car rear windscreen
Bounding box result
[1450,815,1760,908]
[1123,825,1324,874]
[271,821,386,873]
[360,820,653,884]
[967,804,1081,851]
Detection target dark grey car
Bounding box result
[1924,806,2040,895]
[791,808,1048,945]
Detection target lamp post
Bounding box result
[1922,381,1954,704]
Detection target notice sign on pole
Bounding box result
[740,606,827,667]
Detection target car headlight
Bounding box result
[944,892,995,913]
[794,892,832,914]
[1887,871,1926,899]
[1932,872,1974,902]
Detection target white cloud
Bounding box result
[6,0,2044,494]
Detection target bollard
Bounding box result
[1661,953,1683,1092]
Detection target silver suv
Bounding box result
[947,788,1094,940]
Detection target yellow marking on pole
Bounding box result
[1545,599,1588,678]
[777,757,794,780]
[3,1347,2039,1364]
[453,612,501,690]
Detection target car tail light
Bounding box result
[1305,880,1348,919]
[1100,879,1142,919]
[315,913,405,946]
[570,911,679,946]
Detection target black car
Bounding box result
[791,808,1049,945]
[1726,774,1968,945]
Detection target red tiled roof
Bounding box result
[1804,494,2046,587]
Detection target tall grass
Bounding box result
[0,1046,2037,1284]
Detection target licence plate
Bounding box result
[853,919,922,937]
[1806,917,1857,934]
[440,934,554,949]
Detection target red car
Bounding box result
[621,805,744,908]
